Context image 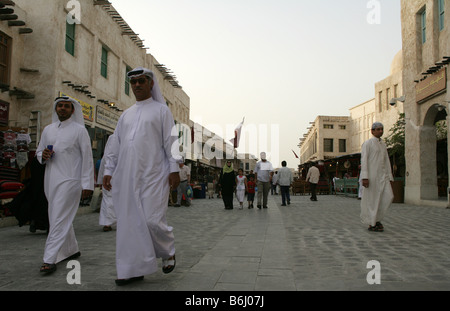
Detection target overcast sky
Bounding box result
[111,0,402,168]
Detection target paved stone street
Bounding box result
[1,193,450,291]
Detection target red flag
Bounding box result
[230,117,245,148]
[292,149,299,159]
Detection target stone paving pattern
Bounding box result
[1,193,450,291]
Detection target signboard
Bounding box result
[96,105,120,130]
[416,67,447,103]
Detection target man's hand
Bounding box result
[362,179,369,188]
[81,189,93,200]
[42,148,54,161]
[169,172,180,190]
[103,175,112,191]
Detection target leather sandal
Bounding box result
[115,276,144,286]
[40,263,57,274]
[162,255,176,274]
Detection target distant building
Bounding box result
[238,153,258,175]
[349,51,404,154]
[299,116,350,164]
[299,52,404,164]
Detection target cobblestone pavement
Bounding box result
[1,193,450,291]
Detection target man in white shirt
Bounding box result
[254,152,273,209]
[278,161,293,206]
[306,163,320,201]
[176,162,191,207]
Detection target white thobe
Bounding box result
[104,98,180,279]
[360,136,394,226]
[96,136,118,227]
[36,118,94,264]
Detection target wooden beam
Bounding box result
[0,14,17,20]
[8,20,24,26]
[19,28,33,34]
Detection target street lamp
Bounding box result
[389,95,406,106]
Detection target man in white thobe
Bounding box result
[97,135,118,232]
[103,67,180,285]
[360,122,394,232]
[36,96,94,273]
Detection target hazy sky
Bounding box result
[111,0,402,168]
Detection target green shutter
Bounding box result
[65,22,75,56]
[101,47,108,78]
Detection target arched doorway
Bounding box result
[422,104,448,199]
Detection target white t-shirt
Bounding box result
[236,175,246,190]
[179,164,191,181]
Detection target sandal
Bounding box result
[40,263,57,274]
[368,225,383,232]
[115,276,144,286]
[162,255,176,274]
[376,222,384,230]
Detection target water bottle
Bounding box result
[47,145,54,158]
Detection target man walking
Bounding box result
[97,135,118,232]
[278,161,293,206]
[306,163,320,201]
[254,152,273,209]
[360,122,394,232]
[37,96,94,274]
[103,67,180,285]
[175,161,191,207]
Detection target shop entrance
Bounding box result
[422,104,448,199]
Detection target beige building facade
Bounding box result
[299,116,351,163]
[1,0,190,165]
[0,0,249,183]
[348,98,376,154]
[349,51,404,154]
[401,0,449,206]
[0,3,31,129]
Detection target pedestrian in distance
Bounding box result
[246,175,256,209]
[306,163,320,201]
[175,161,191,207]
[254,152,273,209]
[103,67,180,285]
[278,161,293,206]
[360,122,394,232]
[36,96,94,274]
[207,172,215,199]
[96,135,118,232]
[219,160,236,209]
[271,171,279,195]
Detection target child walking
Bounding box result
[247,175,256,208]
[236,169,247,209]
